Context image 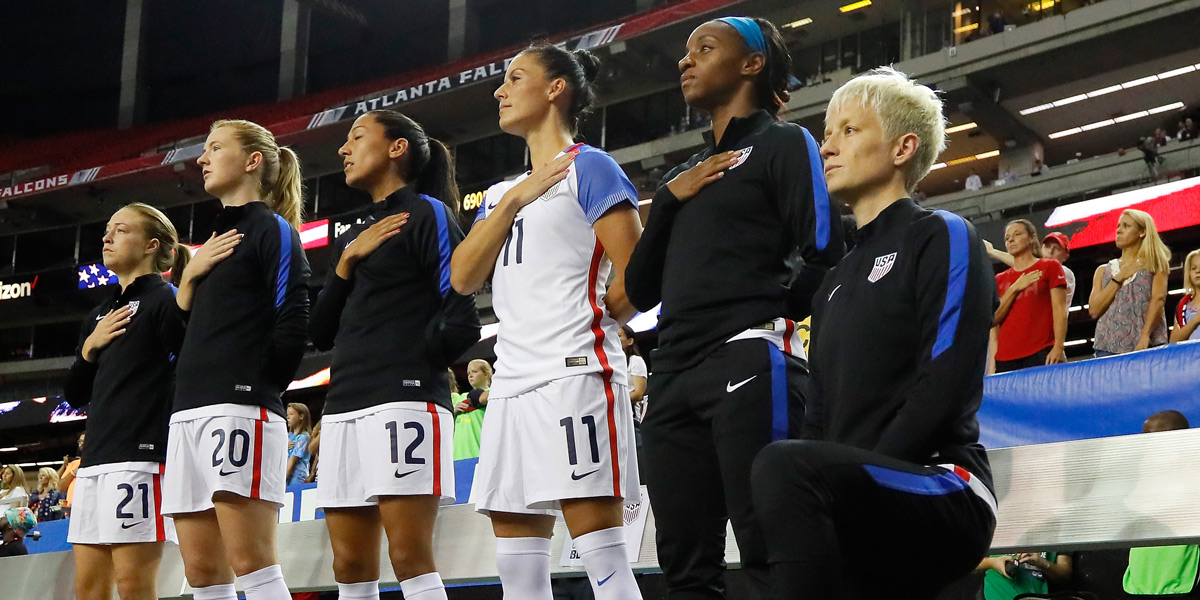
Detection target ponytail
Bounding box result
[210,119,305,229]
[271,146,305,229]
[121,202,186,281]
[416,139,461,217]
[365,110,460,216]
[170,243,192,287]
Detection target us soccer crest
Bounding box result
[125,301,140,316]
[729,146,754,169]
[868,252,897,283]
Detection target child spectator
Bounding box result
[1170,249,1200,342]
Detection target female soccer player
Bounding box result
[63,202,190,600]
[750,67,997,600]
[308,110,480,600]
[624,16,844,599]
[451,42,643,600]
[164,119,311,600]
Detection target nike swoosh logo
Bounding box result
[726,376,756,393]
[218,469,239,476]
[394,469,419,479]
[597,571,617,586]
[828,284,843,301]
[571,469,599,480]
[120,521,143,529]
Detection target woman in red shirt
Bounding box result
[993,219,1068,372]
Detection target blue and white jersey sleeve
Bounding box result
[573,147,639,224]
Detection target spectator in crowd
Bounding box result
[992,220,1068,371]
[1170,249,1200,342]
[453,359,492,461]
[28,468,64,523]
[1181,117,1198,141]
[305,421,321,484]
[1031,157,1049,176]
[0,507,37,557]
[987,11,1008,35]
[57,432,84,513]
[965,168,983,191]
[618,325,648,421]
[1123,410,1197,596]
[286,402,313,486]
[1041,233,1076,306]
[0,465,29,509]
[1089,209,1170,355]
[977,551,1072,600]
[1154,127,1170,147]
[991,232,1077,306]
[1175,120,1193,142]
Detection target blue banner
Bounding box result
[980,341,1200,447]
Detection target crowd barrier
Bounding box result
[6,342,1200,597]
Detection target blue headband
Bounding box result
[717,17,767,55]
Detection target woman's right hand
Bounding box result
[1010,270,1042,292]
[81,306,134,362]
[336,213,409,279]
[1113,258,1145,283]
[665,151,741,202]
[500,151,578,211]
[182,230,243,283]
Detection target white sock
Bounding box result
[495,537,553,600]
[237,564,290,600]
[191,583,237,600]
[336,580,380,600]
[574,527,641,600]
[399,572,448,600]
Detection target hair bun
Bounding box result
[572,49,601,83]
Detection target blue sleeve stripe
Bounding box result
[273,215,291,308]
[768,343,789,441]
[584,191,637,224]
[801,127,831,251]
[932,210,969,359]
[862,465,968,496]
[423,195,453,297]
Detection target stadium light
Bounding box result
[1048,101,1184,139]
[953,22,979,34]
[945,122,978,134]
[1018,64,1200,116]
[782,17,813,29]
[839,0,872,13]
[0,447,16,452]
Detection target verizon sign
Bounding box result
[0,275,37,301]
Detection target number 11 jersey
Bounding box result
[477,144,638,399]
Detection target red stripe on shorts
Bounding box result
[783,318,795,354]
[585,238,621,497]
[153,463,165,542]
[427,403,442,497]
[250,407,267,499]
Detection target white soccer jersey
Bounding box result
[477,144,638,398]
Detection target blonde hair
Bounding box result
[1122,209,1171,274]
[121,203,191,285]
[1,465,28,492]
[37,467,59,494]
[287,402,313,437]
[1183,249,1200,297]
[210,119,305,228]
[827,66,947,192]
[468,359,494,383]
